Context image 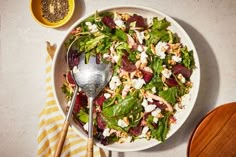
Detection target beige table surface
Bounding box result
[1,0,236,156]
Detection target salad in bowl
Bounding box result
[53,6,200,151]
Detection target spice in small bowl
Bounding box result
[30,0,75,28]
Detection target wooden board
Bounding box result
[188,102,236,157]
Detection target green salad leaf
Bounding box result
[181,46,195,69]
[159,87,178,105]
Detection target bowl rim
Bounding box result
[29,0,75,28]
[52,4,200,152]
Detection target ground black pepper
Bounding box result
[41,0,69,23]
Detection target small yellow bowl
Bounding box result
[30,0,75,28]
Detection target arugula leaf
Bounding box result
[61,83,73,100]
[76,109,89,123]
[102,92,143,131]
[147,30,169,45]
[159,87,177,105]
[96,37,112,54]
[85,34,106,52]
[152,17,170,30]
[181,46,195,69]
[113,29,127,42]
[151,114,170,141]
[151,56,163,76]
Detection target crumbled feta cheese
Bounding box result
[142,99,156,112]
[139,126,149,138]
[155,42,169,59]
[103,128,111,137]
[140,51,148,64]
[118,119,128,128]
[161,68,172,79]
[151,108,161,117]
[114,19,125,28]
[142,98,148,107]
[73,66,79,74]
[104,93,111,99]
[147,97,153,102]
[135,30,145,44]
[153,117,158,123]
[172,55,182,63]
[109,76,121,90]
[178,74,186,83]
[83,122,89,132]
[132,78,146,89]
[85,22,98,33]
[103,53,110,59]
[112,55,120,63]
[144,104,156,112]
[151,87,156,93]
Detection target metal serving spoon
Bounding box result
[53,38,113,157]
[73,53,112,157]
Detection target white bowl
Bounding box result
[52,5,200,152]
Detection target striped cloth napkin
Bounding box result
[37,42,105,157]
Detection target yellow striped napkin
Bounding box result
[37,43,105,157]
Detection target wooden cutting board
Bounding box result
[188,102,236,157]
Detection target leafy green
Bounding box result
[159,87,178,105]
[76,109,89,123]
[181,46,195,69]
[147,30,169,45]
[61,83,73,100]
[113,29,127,42]
[96,37,112,54]
[85,34,106,52]
[102,91,143,131]
[151,56,163,76]
[152,17,170,30]
[151,114,170,141]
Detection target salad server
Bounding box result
[54,38,113,157]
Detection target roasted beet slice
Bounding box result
[129,126,143,136]
[150,100,167,110]
[172,64,192,79]
[121,55,136,72]
[102,16,116,29]
[66,71,75,85]
[165,77,178,87]
[73,92,88,113]
[67,49,80,69]
[97,114,106,130]
[94,95,106,107]
[141,69,153,83]
[126,14,147,29]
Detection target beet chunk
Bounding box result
[97,113,106,130]
[172,64,192,79]
[102,16,116,29]
[165,77,178,87]
[141,69,153,83]
[129,126,143,136]
[121,55,136,72]
[73,92,87,113]
[126,14,147,29]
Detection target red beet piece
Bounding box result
[165,77,178,87]
[94,95,106,107]
[66,71,75,85]
[126,14,147,29]
[129,126,143,136]
[150,100,167,110]
[121,55,136,72]
[97,113,106,129]
[141,69,153,83]
[102,16,116,29]
[172,64,192,79]
[73,92,88,113]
